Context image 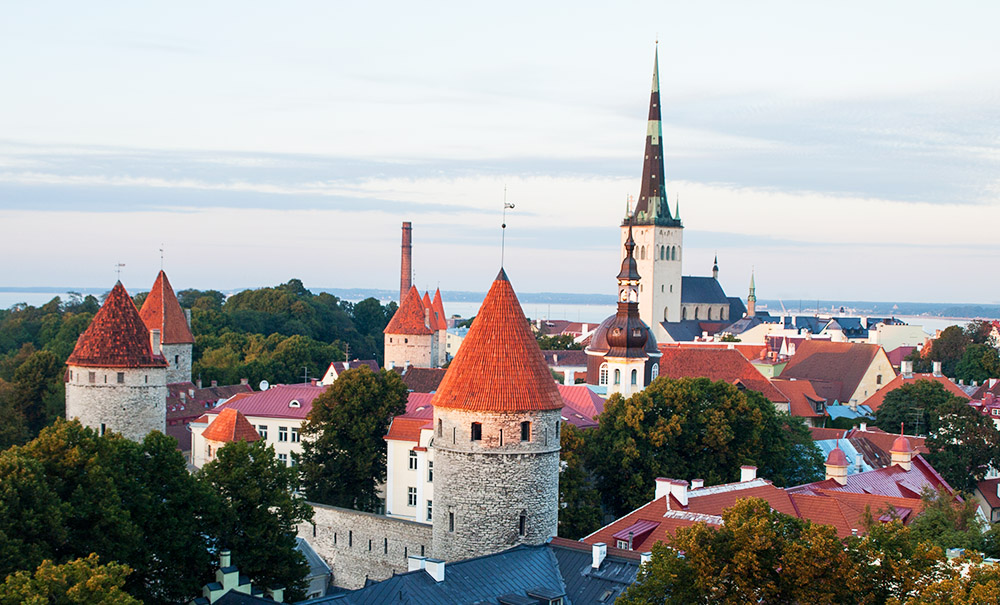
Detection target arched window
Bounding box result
[664,307,669,321]
[723,308,728,320]
[694,308,700,320]
[671,246,677,260]
[599,363,609,386]
[651,363,659,381]
[708,308,714,320]
[640,246,646,260]
[682,308,687,320]
[614,369,621,385]
[631,369,638,386]
[660,246,665,260]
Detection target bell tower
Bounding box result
[622,44,683,342]
[607,224,650,398]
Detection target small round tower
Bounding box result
[139,270,194,384]
[66,281,168,441]
[431,269,563,562]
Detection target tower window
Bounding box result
[117,372,125,384]
[651,363,659,381]
[694,308,699,320]
[682,308,687,320]
[100,423,106,436]
[437,419,442,437]
[640,246,646,260]
[449,511,455,532]
[660,246,665,260]
[519,511,527,536]
[599,363,609,386]
[521,421,531,441]
[631,369,638,386]
[664,307,669,321]
[428,461,433,482]
[174,355,179,367]
[876,374,882,385]
[672,246,677,260]
[471,423,482,441]
[614,369,621,385]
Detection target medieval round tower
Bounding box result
[430,269,563,562]
[139,270,194,384]
[65,281,168,441]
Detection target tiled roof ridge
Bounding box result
[661,510,723,524]
[139,270,195,345]
[431,270,563,413]
[384,286,434,335]
[688,477,771,497]
[202,408,260,442]
[67,282,168,368]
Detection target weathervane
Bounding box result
[159,244,164,270]
[114,262,126,281]
[501,186,515,266]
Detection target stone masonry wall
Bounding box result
[299,503,433,590]
[65,365,167,441]
[161,343,192,384]
[384,333,433,369]
[432,407,561,562]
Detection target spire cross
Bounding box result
[501,187,515,267]
[114,262,125,281]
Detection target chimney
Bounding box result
[825,449,849,486]
[150,329,161,355]
[424,559,445,582]
[264,587,284,603]
[400,222,412,304]
[211,380,218,387]
[901,360,913,379]
[185,308,192,328]
[197,378,203,389]
[859,422,867,432]
[654,477,672,501]
[640,552,652,566]
[407,556,427,572]
[991,378,998,389]
[932,361,943,377]
[690,478,704,490]
[740,466,757,482]
[219,550,232,568]
[669,480,688,507]
[592,543,607,569]
[240,377,248,385]
[388,360,395,370]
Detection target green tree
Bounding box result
[536,334,582,350]
[927,325,971,377]
[557,424,602,539]
[588,377,822,517]
[924,399,1000,492]
[908,486,985,551]
[299,367,408,511]
[874,380,965,435]
[955,343,1000,385]
[199,439,313,602]
[964,320,994,345]
[0,554,140,605]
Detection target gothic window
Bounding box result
[651,363,659,380]
[519,511,527,536]
[708,308,714,320]
[614,369,621,385]
[521,421,531,441]
[660,246,665,260]
[682,308,687,320]
[631,369,638,386]
[694,308,700,320]
[664,307,668,321]
[672,246,677,260]
[599,363,609,386]
[471,422,482,441]
[876,374,882,385]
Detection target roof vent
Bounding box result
[289,399,301,408]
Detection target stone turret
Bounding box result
[66,281,167,441]
[431,269,563,562]
[139,270,194,384]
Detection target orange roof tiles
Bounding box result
[861,373,969,413]
[139,271,195,345]
[384,286,434,335]
[655,347,788,403]
[431,269,563,413]
[781,341,890,404]
[201,408,260,443]
[432,288,448,330]
[67,282,167,369]
[773,378,827,418]
[384,417,430,443]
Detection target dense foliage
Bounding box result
[0,421,310,603]
[0,554,140,605]
[299,367,408,511]
[585,377,824,517]
[556,423,603,539]
[906,320,1000,383]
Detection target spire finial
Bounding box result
[159,244,165,271]
[501,187,515,267]
[114,262,125,282]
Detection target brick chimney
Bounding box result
[901,360,913,379]
[400,221,412,304]
[933,361,943,377]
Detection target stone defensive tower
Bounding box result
[65,282,168,441]
[430,269,563,562]
[139,270,195,384]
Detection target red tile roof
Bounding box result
[977,478,1000,510]
[384,286,433,335]
[202,408,260,443]
[809,427,847,441]
[432,289,448,330]
[781,341,890,403]
[207,384,325,420]
[846,426,928,456]
[397,367,447,393]
[886,346,917,367]
[431,269,563,413]
[861,373,969,413]
[384,416,430,443]
[556,384,605,421]
[139,271,195,345]
[773,378,827,418]
[67,282,168,369]
[167,382,253,421]
[789,455,952,499]
[655,347,788,403]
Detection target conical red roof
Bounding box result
[432,269,563,413]
[432,289,447,330]
[139,271,194,345]
[67,282,167,368]
[202,408,260,443]
[385,286,433,335]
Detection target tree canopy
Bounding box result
[299,367,408,511]
[0,554,141,605]
[587,377,823,517]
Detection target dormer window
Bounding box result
[289,399,301,408]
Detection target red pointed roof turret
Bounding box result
[139,270,194,345]
[67,282,167,368]
[891,423,913,454]
[203,408,260,443]
[432,288,448,330]
[385,286,434,335]
[628,45,679,228]
[421,291,434,325]
[432,269,563,413]
[826,443,848,467]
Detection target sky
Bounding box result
[1,1,999,303]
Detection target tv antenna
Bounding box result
[501,186,515,266]
[114,262,126,281]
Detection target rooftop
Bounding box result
[138,270,195,345]
[67,282,168,369]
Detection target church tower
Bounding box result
[623,45,683,342]
[431,269,563,562]
[65,282,168,441]
[139,270,194,384]
[746,270,757,317]
[606,224,651,398]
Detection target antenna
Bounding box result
[114,262,126,281]
[302,366,311,384]
[501,187,515,267]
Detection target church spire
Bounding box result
[712,254,719,280]
[628,45,677,227]
[747,269,757,316]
